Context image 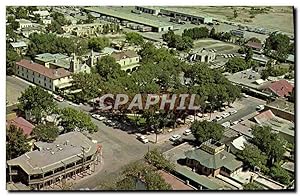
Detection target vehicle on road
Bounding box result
[242,93,249,98]
[229,110,237,115]
[170,134,181,142]
[54,95,64,102]
[222,112,230,118]
[91,114,106,121]
[221,121,231,128]
[230,120,239,126]
[137,135,149,144]
[214,115,222,122]
[183,128,192,136]
[256,105,265,111]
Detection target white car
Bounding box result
[221,121,231,128]
[53,95,64,102]
[214,116,222,122]
[183,129,192,136]
[256,105,265,111]
[242,93,249,98]
[196,113,203,118]
[230,121,239,126]
[203,114,209,117]
[170,134,181,142]
[137,135,149,144]
[229,110,237,115]
[91,114,106,121]
[222,112,230,118]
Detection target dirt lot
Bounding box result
[184,6,294,33]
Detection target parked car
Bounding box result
[170,134,181,142]
[91,114,106,121]
[221,121,231,128]
[53,95,64,102]
[196,113,203,118]
[256,105,265,111]
[242,93,249,98]
[222,112,230,118]
[230,121,239,126]
[229,110,237,115]
[214,116,223,122]
[183,129,192,136]
[137,135,149,144]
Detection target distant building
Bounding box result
[62,23,103,37]
[245,41,263,51]
[252,109,294,143]
[260,80,294,97]
[7,132,102,190]
[110,50,140,72]
[265,98,294,122]
[286,54,294,64]
[32,10,50,19]
[41,18,52,25]
[184,139,243,177]
[230,29,244,38]
[15,59,72,92]
[158,170,195,190]
[189,49,216,63]
[16,19,34,29]
[135,6,161,15]
[159,7,213,24]
[6,117,35,137]
[10,41,28,55]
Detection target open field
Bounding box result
[182,6,294,33]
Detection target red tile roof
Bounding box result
[16,59,71,80]
[254,110,275,124]
[245,41,263,50]
[7,117,35,136]
[263,80,294,97]
[158,170,194,190]
[111,50,138,61]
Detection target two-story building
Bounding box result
[7,132,102,190]
[110,50,140,73]
[15,59,72,92]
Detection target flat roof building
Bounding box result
[7,132,102,190]
[85,7,173,32]
[159,7,213,24]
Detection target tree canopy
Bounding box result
[96,56,126,81]
[125,32,144,45]
[264,32,290,61]
[270,163,291,185]
[18,86,57,123]
[225,57,249,73]
[6,125,30,160]
[182,27,209,40]
[191,120,224,143]
[162,30,193,51]
[33,123,60,143]
[88,37,110,52]
[144,149,175,171]
[58,107,97,133]
[251,125,286,166]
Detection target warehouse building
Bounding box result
[159,7,213,24]
[135,6,160,15]
[85,7,173,32]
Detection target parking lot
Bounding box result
[6,76,32,106]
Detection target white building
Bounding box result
[16,19,34,29]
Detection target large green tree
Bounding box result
[191,120,224,143]
[71,72,102,103]
[270,163,291,185]
[225,57,249,73]
[7,48,21,75]
[96,56,125,81]
[88,37,110,52]
[6,125,30,160]
[144,149,175,171]
[236,144,269,172]
[32,123,60,143]
[58,107,97,133]
[264,32,290,61]
[18,86,57,123]
[252,125,286,166]
[125,32,144,45]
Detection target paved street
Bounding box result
[56,100,174,189]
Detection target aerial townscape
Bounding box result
[6,6,295,191]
